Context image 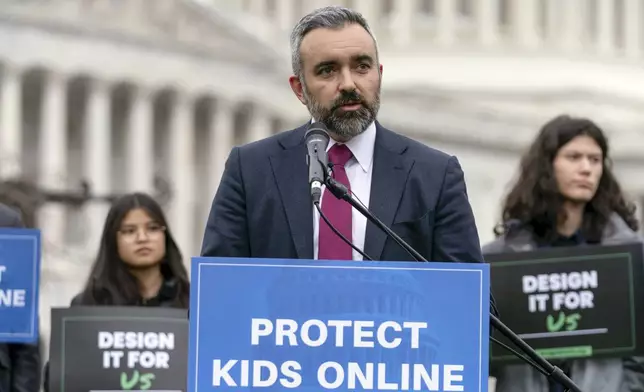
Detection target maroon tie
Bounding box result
[318,144,354,260]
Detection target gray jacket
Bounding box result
[483,214,644,392]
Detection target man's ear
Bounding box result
[289,75,307,105]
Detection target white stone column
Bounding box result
[0,64,22,179]
[309,0,328,11]
[559,0,585,51]
[83,78,111,250]
[623,0,641,58]
[276,0,295,32]
[247,104,272,143]
[436,0,457,46]
[210,97,235,196]
[168,91,196,261]
[127,85,155,193]
[247,0,273,42]
[391,0,414,46]
[248,0,264,14]
[596,0,616,55]
[354,0,376,23]
[477,0,499,46]
[38,71,67,245]
[542,0,559,43]
[512,0,540,48]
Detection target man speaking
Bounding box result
[201,6,483,264]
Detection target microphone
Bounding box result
[322,178,584,392]
[305,123,331,204]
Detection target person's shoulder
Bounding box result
[0,203,18,216]
[481,237,507,255]
[482,220,531,255]
[70,293,85,306]
[236,123,308,158]
[377,123,453,164]
[603,213,644,244]
[0,203,22,227]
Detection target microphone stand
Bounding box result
[323,175,583,392]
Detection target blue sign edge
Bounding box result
[0,228,41,344]
[188,256,490,392]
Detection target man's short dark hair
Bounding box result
[289,6,378,78]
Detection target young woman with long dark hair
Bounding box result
[73,192,189,307]
[43,193,189,391]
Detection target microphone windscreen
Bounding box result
[305,123,330,142]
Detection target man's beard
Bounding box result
[302,80,380,140]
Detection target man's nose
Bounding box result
[338,68,356,92]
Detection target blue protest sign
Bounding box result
[0,228,41,343]
[189,258,490,392]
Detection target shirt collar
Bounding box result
[310,119,376,173]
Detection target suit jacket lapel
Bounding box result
[363,123,414,261]
[269,125,314,259]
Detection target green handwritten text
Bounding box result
[120,370,156,390]
[546,312,581,332]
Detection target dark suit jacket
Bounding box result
[201,121,484,264]
[0,204,41,392]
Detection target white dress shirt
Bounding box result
[313,121,376,261]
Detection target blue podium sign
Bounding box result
[189,258,490,392]
[0,228,41,343]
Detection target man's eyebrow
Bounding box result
[313,55,374,70]
[314,60,337,70]
[353,54,374,64]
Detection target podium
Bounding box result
[188,257,490,391]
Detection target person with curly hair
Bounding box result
[484,114,644,392]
